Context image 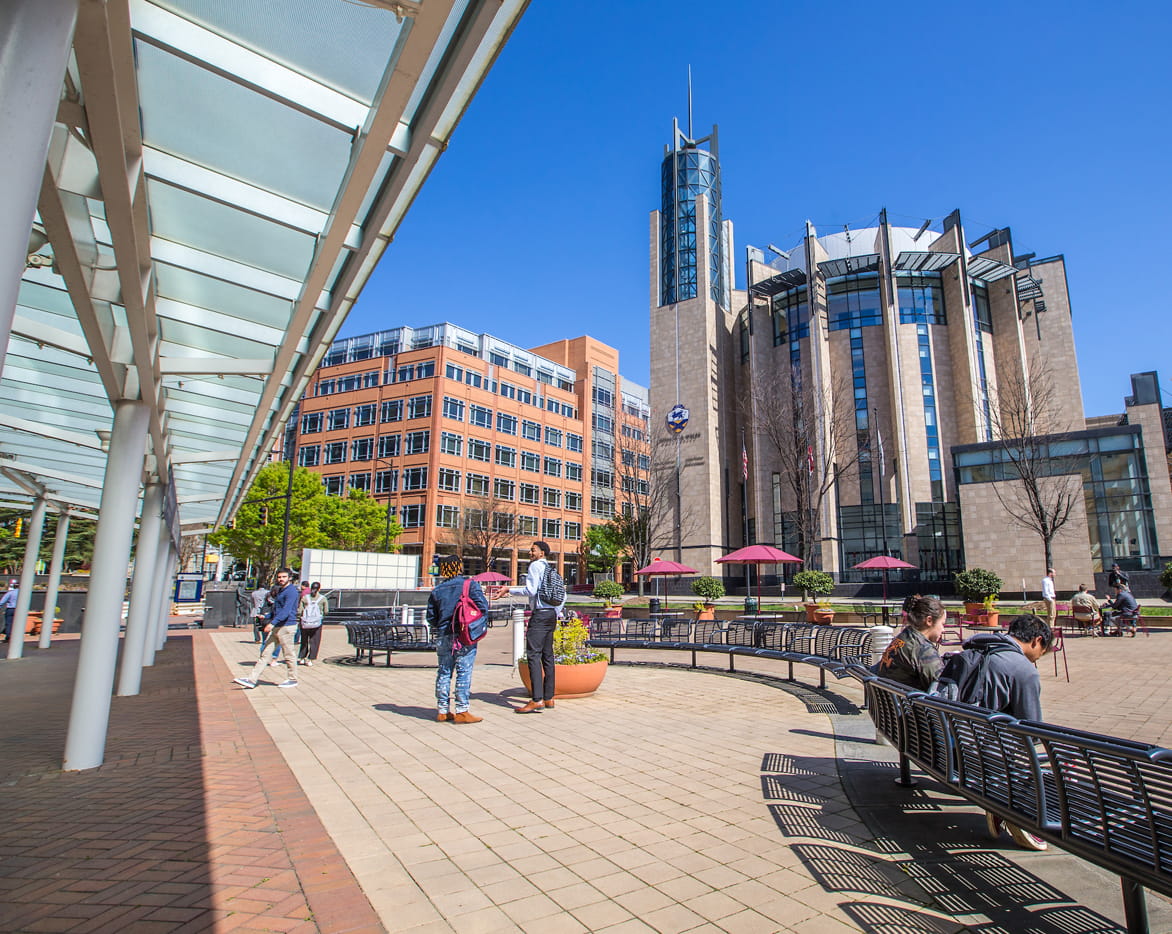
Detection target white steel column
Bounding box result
[116,481,163,695]
[153,547,178,655]
[0,0,79,379]
[143,531,172,667]
[63,401,150,772]
[6,495,48,659]
[38,510,71,649]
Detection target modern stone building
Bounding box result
[294,323,648,585]
[649,119,1171,591]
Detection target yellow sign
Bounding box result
[204,553,220,563]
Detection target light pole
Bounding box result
[374,457,397,551]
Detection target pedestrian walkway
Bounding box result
[2,621,1171,932]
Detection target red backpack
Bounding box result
[452,578,488,649]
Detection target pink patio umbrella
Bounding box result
[852,555,917,603]
[634,558,698,610]
[715,545,803,609]
[472,571,511,608]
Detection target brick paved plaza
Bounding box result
[2,621,1170,933]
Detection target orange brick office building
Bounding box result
[293,323,649,586]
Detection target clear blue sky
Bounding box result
[344,0,1172,417]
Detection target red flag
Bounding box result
[807,445,815,474]
[741,441,748,481]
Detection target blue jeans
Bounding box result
[436,642,478,713]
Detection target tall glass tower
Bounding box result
[659,120,727,309]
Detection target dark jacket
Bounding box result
[876,625,942,691]
[958,633,1043,721]
[1105,589,1139,617]
[426,576,489,637]
[270,582,300,627]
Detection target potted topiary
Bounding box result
[690,576,725,620]
[954,568,1002,622]
[518,611,608,698]
[593,580,625,618]
[793,570,836,623]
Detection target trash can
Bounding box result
[744,596,759,615]
[648,597,662,614]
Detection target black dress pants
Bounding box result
[298,625,322,660]
[526,608,558,702]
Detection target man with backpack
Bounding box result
[427,555,489,723]
[297,582,328,666]
[508,540,564,713]
[938,613,1053,850]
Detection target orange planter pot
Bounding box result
[25,613,64,636]
[518,659,608,699]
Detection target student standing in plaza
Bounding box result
[1041,568,1057,626]
[876,595,945,691]
[235,568,299,688]
[249,581,269,643]
[297,582,327,666]
[428,555,489,723]
[1,580,17,641]
[508,541,562,713]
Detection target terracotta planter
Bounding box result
[25,613,63,636]
[603,607,623,619]
[695,607,715,621]
[518,659,608,699]
[805,604,835,624]
[964,603,986,618]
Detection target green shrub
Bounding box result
[1160,563,1172,591]
[954,568,1002,603]
[592,580,624,604]
[792,569,835,600]
[690,576,726,602]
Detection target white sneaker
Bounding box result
[278,679,298,688]
[233,678,257,689]
[269,660,281,667]
[1008,824,1048,851]
[305,660,313,667]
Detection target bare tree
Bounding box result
[442,495,520,575]
[747,362,862,568]
[986,363,1081,571]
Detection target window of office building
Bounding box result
[545,427,562,447]
[590,495,615,518]
[495,445,516,468]
[565,462,583,482]
[518,515,538,536]
[565,491,582,511]
[521,451,540,472]
[381,399,403,422]
[349,472,371,492]
[499,381,516,400]
[494,478,515,500]
[440,431,463,456]
[827,273,882,330]
[400,503,425,528]
[375,469,397,494]
[328,407,350,430]
[470,405,492,428]
[354,403,377,427]
[405,430,430,455]
[542,518,561,539]
[443,397,465,421]
[336,374,361,392]
[493,513,515,534]
[324,441,346,464]
[520,483,539,505]
[544,457,562,477]
[437,468,461,492]
[351,437,374,461]
[897,272,946,325]
[408,394,432,419]
[522,420,540,441]
[445,364,463,381]
[316,379,335,396]
[298,444,320,467]
[468,438,490,461]
[466,473,490,496]
[464,369,481,389]
[301,412,323,433]
[564,521,582,540]
[402,466,428,491]
[497,413,517,435]
[436,504,460,528]
[324,475,345,495]
[378,434,400,459]
[543,488,561,508]
[363,371,380,389]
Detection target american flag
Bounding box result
[807,445,815,475]
[876,425,886,477]
[741,440,748,481]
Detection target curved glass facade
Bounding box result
[660,147,725,307]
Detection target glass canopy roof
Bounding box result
[1,0,527,535]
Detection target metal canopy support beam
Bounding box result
[147,544,176,663]
[6,494,48,659]
[117,480,163,695]
[39,510,71,649]
[0,0,80,382]
[63,400,150,771]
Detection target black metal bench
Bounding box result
[861,674,1172,933]
[344,609,437,665]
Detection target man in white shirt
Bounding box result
[507,541,563,713]
[1041,568,1056,626]
[1,580,18,641]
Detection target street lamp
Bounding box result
[374,457,397,551]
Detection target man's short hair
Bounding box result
[905,596,944,631]
[1047,568,1054,575]
[1008,613,1053,650]
[533,540,551,557]
[1077,584,1087,592]
[277,567,293,578]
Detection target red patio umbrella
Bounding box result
[471,571,511,608]
[852,555,917,603]
[634,558,698,610]
[715,545,803,609]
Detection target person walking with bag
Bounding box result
[297,582,328,666]
[427,555,489,723]
[234,568,299,689]
[507,541,564,714]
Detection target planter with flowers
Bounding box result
[519,612,608,698]
[690,576,725,621]
[793,570,836,623]
[955,568,1002,625]
[593,580,625,618]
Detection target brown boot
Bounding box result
[452,711,482,724]
[544,699,555,709]
[437,712,452,722]
[514,701,545,714]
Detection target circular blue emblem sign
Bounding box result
[666,403,690,435]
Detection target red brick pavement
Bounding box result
[0,630,383,934]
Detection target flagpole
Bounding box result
[741,430,750,602]
[874,407,889,557]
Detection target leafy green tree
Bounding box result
[320,489,401,552]
[584,523,624,576]
[0,508,96,574]
[207,463,329,581]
